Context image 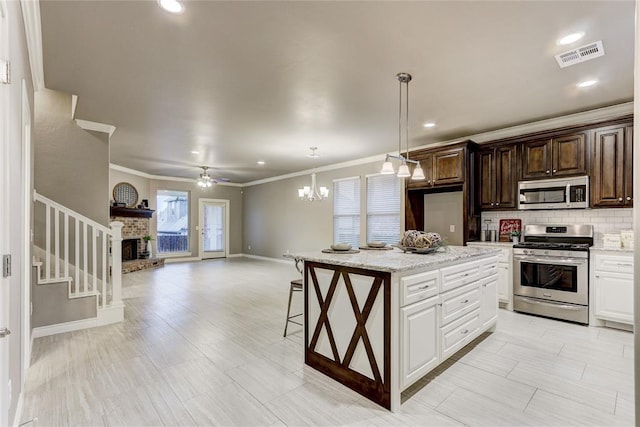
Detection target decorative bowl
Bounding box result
[367,241,387,248]
[330,243,352,251]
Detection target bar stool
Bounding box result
[283,258,303,337]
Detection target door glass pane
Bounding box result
[204,205,224,252]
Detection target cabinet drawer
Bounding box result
[440,309,481,360]
[440,260,480,293]
[441,282,481,325]
[496,248,511,263]
[479,256,499,279]
[400,270,439,307]
[593,254,634,274]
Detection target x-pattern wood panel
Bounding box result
[304,262,391,409]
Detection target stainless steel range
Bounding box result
[513,224,593,324]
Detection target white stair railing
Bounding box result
[33,191,123,311]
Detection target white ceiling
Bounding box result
[39,1,635,183]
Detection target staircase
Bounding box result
[32,190,124,337]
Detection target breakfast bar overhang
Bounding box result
[285,246,500,411]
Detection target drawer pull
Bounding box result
[461,299,469,304]
[543,293,552,297]
[417,285,430,290]
[461,329,469,335]
[462,273,470,277]
[617,263,632,268]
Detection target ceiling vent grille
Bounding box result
[555,40,605,68]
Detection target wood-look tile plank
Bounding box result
[161,357,233,402]
[225,358,306,404]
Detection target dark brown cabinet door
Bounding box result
[407,153,432,189]
[495,145,517,208]
[478,145,516,210]
[592,126,625,207]
[432,148,464,185]
[521,139,551,179]
[552,133,586,177]
[478,149,495,209]
[624,126,633,206]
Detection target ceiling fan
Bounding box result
[197,166,230,187]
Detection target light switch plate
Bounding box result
[449,225,455,232]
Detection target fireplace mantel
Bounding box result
[110,206,155,218]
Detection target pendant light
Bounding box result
[380,73,424,180]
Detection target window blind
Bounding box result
[333,178,361,247]
[366,174,400,244]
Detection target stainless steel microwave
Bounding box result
[518,176,589,210]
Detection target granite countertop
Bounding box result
[467,241,516,247]
[283,246,499,273]
[590,246,634,253]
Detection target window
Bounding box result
[333,177,360,247]
[156,190,189,254]
[366,174,401,244]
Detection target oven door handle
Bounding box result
[513,256,587,266]
[518,297,584,311]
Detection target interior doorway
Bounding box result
[199,199,229,260]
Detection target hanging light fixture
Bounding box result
[197,166,213,188]
[298,147,329,201]
[380,73,425,180]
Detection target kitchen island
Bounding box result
[284,246,499,411]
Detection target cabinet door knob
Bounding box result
[626,196,632,201]
[490,202,494,206]
[546,170,550,174]
[496,202,500,206]
[595,275,600,279]
[619,198,624,202]
[553,169,557,173]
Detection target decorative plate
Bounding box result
[113,182,139,208]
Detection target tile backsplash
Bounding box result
[480,209,633,246]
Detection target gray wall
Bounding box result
[243,161,388,259]
[35,89,110,225]
[147,178,244,256]
[6,0,35,422]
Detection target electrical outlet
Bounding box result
[248,245,251,250]
[449,225,455,232]
[2,255,10,277]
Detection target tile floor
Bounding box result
[21,258,635,426]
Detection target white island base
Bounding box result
[287,247,499,411]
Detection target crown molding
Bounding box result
[109,163,243,187]
[75,119,116,137]
[20,0,45,91]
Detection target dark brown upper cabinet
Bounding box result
[592,124,633,208]
[521,133,586,180]
[478,144,517,210]
[407,146,465,189]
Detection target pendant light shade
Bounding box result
[397,163,411,178]
[412,163,426,180]
[380,159,395,175]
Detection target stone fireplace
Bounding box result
[110,206,164,273]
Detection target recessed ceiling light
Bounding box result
[423,122,436,128]
[558,32,584,46]
[158,0,184,14]
[191,150,199,154]
[577,79,598,88]
[257,161,265,165]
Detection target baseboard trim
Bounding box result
[241,254,291,265]
[163,256,200,264]
[32,304,125,338]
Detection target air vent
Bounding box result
[555,40,605,68]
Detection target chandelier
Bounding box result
[380,73,425,180]
[298,147,329,201]
[197,166,214,188]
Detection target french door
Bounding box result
[199,199,229,259]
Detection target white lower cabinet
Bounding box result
[480,274,498,329]
[496,263,510,304]
[591,251,634,326]
[399,255,498,391]
[400,296,439,389]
